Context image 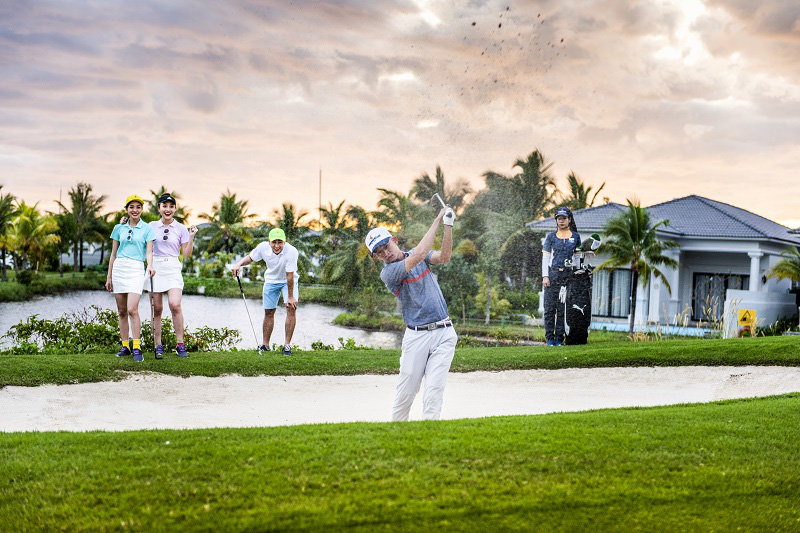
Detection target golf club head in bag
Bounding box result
[580,233,602,252]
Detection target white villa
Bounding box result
[527,195,800,333]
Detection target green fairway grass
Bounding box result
[1,336,798,387]
[1,395,798,531]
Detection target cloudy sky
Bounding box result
[1,0,799,227]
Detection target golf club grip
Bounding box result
[236,274,244,291]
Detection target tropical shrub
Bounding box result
[3,306,240,353]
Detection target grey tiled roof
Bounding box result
[791,228,800,234]
[648,196,799,243]
[527,195,800,245]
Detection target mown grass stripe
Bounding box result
[1,336,798,387]
[1,395,798,530]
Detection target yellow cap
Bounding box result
[125,194,145,207]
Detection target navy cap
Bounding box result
[555,207,570,219]
[158,193,177,205]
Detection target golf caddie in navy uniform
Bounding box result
[365,206,457,421]
[542,206,582,346]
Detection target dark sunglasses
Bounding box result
[162,228,170,241]
[126,229,133,241]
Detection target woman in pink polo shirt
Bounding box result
[145,193,197,358]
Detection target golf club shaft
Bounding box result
[149,276,159,358]
[237,275,261,350]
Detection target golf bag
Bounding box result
[562,268,593,345]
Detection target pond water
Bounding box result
[0,291,402,350]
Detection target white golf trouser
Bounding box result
[392,325,458,422]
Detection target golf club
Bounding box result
[431,193,455,225]
[149,276,161,359]
[236,274,261,353]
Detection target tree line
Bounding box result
[11,148,795,335]
[0,149,610,319]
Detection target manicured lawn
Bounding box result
[1,394,798,531]
[1,336,798,387]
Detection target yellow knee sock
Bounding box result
[121,338,130,349]
[132,339,141,350]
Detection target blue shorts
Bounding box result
[262,282,299,310]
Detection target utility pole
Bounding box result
[318,166,322,229]
[58,189,64,277]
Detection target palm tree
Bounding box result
[319,238,382,293]
[469,149,557,320]
[411,165,473,213]
[319,201,349,252]
[482,149,558,223]
[7,201,61,272]
[198,189,256,253]
[374,189,415,227]
[56,182,106,272]
[52,212,76,276]
[272,203,310,240]
[561,172,606,210]
[272,203,314,276]
[767,248,800,284]
[147,186,190,223]
[92,212,119,265]
[0,185,17,281]
[373,189,427,246]
[344,205,374,237]
[596,199,680,337]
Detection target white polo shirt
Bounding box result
[249,241,299,284]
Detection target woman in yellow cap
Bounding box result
[105,194,156,362]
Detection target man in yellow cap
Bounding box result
[230,227,299,355]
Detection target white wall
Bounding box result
[723,289,799,337]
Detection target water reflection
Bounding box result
[0,291,402,350]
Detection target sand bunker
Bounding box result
[2,366,799,432]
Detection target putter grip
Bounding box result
[236,275,244,291]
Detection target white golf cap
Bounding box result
[365,227,392,253]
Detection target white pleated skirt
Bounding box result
[145,256,184,293]
[111,257,146,294]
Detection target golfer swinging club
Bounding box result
[230,228,299,356]
[365,205,456,421]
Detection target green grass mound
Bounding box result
[1,395,798,530]
[2,336,799,387]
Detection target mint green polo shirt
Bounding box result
[111,220,156,262]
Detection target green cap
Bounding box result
[268,228,286,242]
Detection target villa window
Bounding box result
[592,269,632,318]
[692,273,749,322]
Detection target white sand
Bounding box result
[2,366,799,432]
